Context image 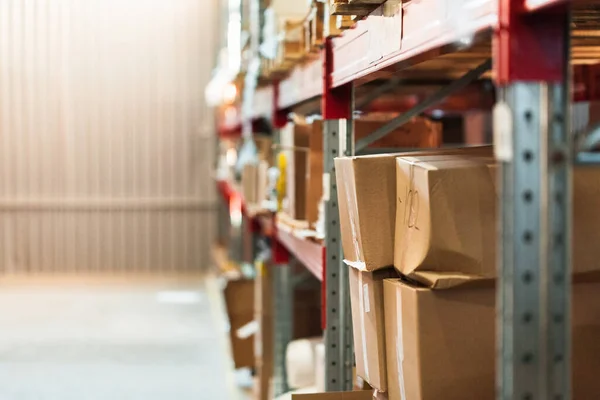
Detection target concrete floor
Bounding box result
[0,275,246,400]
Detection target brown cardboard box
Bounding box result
[349,267,398,392]
[255,262,274,400]
[572,167,600,276]
[394,155,497,284]
[306,120,324,227]
[304,117,441,228]
[335,146,493,271]
[241,161,268,207]
[293,285,323,339]
[572,280,600,398]
[223,279,255,369]
[393,157,600,281]
[382,278,600,400]
[241,163,258,204]
[292,391,374,400]
[383,278,496,400]
[353,117,442,149]
[283,123,311,220]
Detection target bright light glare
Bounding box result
[226,148,237,166]
[223,83,237,104]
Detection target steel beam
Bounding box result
[495,5,571,399]
[355,58,491,152]
[323,119,354,392]
[272,263,293,396]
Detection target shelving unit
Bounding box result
[216,0,600,398]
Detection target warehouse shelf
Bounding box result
[215,0,600,397]
[331,0,496,88]
[215,179,271,220]
[248,85,274,121]
[275,218,324,281]
[525,0,566,11]
[277,52,324,110]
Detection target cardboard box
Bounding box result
[303,117,441,228]
[382,278,600,399]
[292,391,374,400]
[255,262,274,400]
[573,167,600,276]
[572,280,600,398]
[353,116,442,149]
[293,285,323,339]
[306,120,324,227]
[223,278,255,369]
[393,158,600,281]
[242,163,258,205]
[349,267,398,391]
[394,155,497,284]
[383,278,496,400]
[241,161,268,206]
[335,146,493,271]
[282,123,311,220]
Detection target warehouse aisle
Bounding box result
[0,275,246,400]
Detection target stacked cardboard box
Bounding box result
[223,278,255,369]
[335,149,600,399]
[254,261,274,400]
[283,117,443,229]
[241,160,269,207]
[291,391,374,400]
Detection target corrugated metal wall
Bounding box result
[0,0,217,273]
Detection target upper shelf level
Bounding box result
[278,52,324,110]
[223,0,591,129]
[331,0,497,87]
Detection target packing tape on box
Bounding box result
[358,272,370,382]
[344,259,367,271]
[397,291,407,400]
[337,159,364,266]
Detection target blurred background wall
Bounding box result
[0,0,218,273]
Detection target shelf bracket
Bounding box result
[355,58,491,152]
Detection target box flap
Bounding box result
[407,271,495,289]
[292,391,374,400]
[395,155,498,279]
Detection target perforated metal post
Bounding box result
[322,36,354,392]
[272,262,292,396]
[496,6,571,399]
[324,117,354,392]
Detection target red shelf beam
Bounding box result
[275,228,325,282]
[251,85,274,120]
[278,52,324,110]
[524,0,567,12]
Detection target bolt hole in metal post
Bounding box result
[522,352,534,364]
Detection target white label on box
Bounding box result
[494,102,513,162]
[322,173,331,201]
[236,320,259,339]
[363,284,370,313]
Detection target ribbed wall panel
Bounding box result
[0,0,217,273]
